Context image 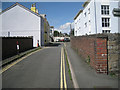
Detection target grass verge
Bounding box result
[64,48,72,81]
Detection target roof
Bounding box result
[50,26,54,28]
[82,0,91,8]
[74,0,91,20]
[0,2,41,17]
[74,10,83,20]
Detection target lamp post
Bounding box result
[8,31,10,37]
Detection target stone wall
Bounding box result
[107,34,120,74]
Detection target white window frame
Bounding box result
[101,5,109,15]
[102,18,110,27]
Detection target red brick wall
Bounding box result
[71,36,108,73]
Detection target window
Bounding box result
[50,30,52,33]
[89,20,91,24]
[85,22,87,28]
[84,12,87,17]
[75,31,77,35]
[88,8,90,14]
[102,30,110,33]
[101,5,109,15]
[45,31,47,33]
[102,18,110,27]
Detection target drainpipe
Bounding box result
[106,37,109,75]
[94,0,97,34]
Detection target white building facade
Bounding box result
[0,3,50,47]
[74,0,120,36]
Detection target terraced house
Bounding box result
[74,0,120,36]
[0,2,50,47]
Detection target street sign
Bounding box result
[17,45,19,50]
[112,8,120,17]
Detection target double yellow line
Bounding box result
[60,47,67,89]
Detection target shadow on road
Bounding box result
[45,42,61,47]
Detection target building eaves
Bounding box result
[0,2,41,18]
[74,9,83,20]
[82,0,91,8]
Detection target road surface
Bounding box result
[2,43,73,88]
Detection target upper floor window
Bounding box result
[88,8,90,14]
[89,20,91,23]
[101,5,109,15]
[45,31,47,33]
[84,12,87,17]
[85,22,87,28]
[75,31,77,35]
[50,30,52,33]
[102,18,110,27]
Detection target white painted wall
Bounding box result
[110,1,119,33]
[119,1,120,33]
[74,0,119,36]
[1,5,41,47]
[0,13,2,36]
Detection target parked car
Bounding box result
[64,38,70,42]
[56,39,60,42]
[60,39,64,42]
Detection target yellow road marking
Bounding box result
[60,47,63,89]
[0,48,41,74]
[63,47,67,89]
[60,47,67,89]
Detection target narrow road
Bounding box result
[2,43,73,88]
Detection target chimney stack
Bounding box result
[31,3,38,14]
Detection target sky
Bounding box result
[2,2,84,34]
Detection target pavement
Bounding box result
[2,43,73,88]
[65,42,118,88]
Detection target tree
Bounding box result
[53,31,59,37]
[70,28,74,36]
[64,33,69,37]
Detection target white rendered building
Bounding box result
[0,3,50,47]
[74,0,120,36]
